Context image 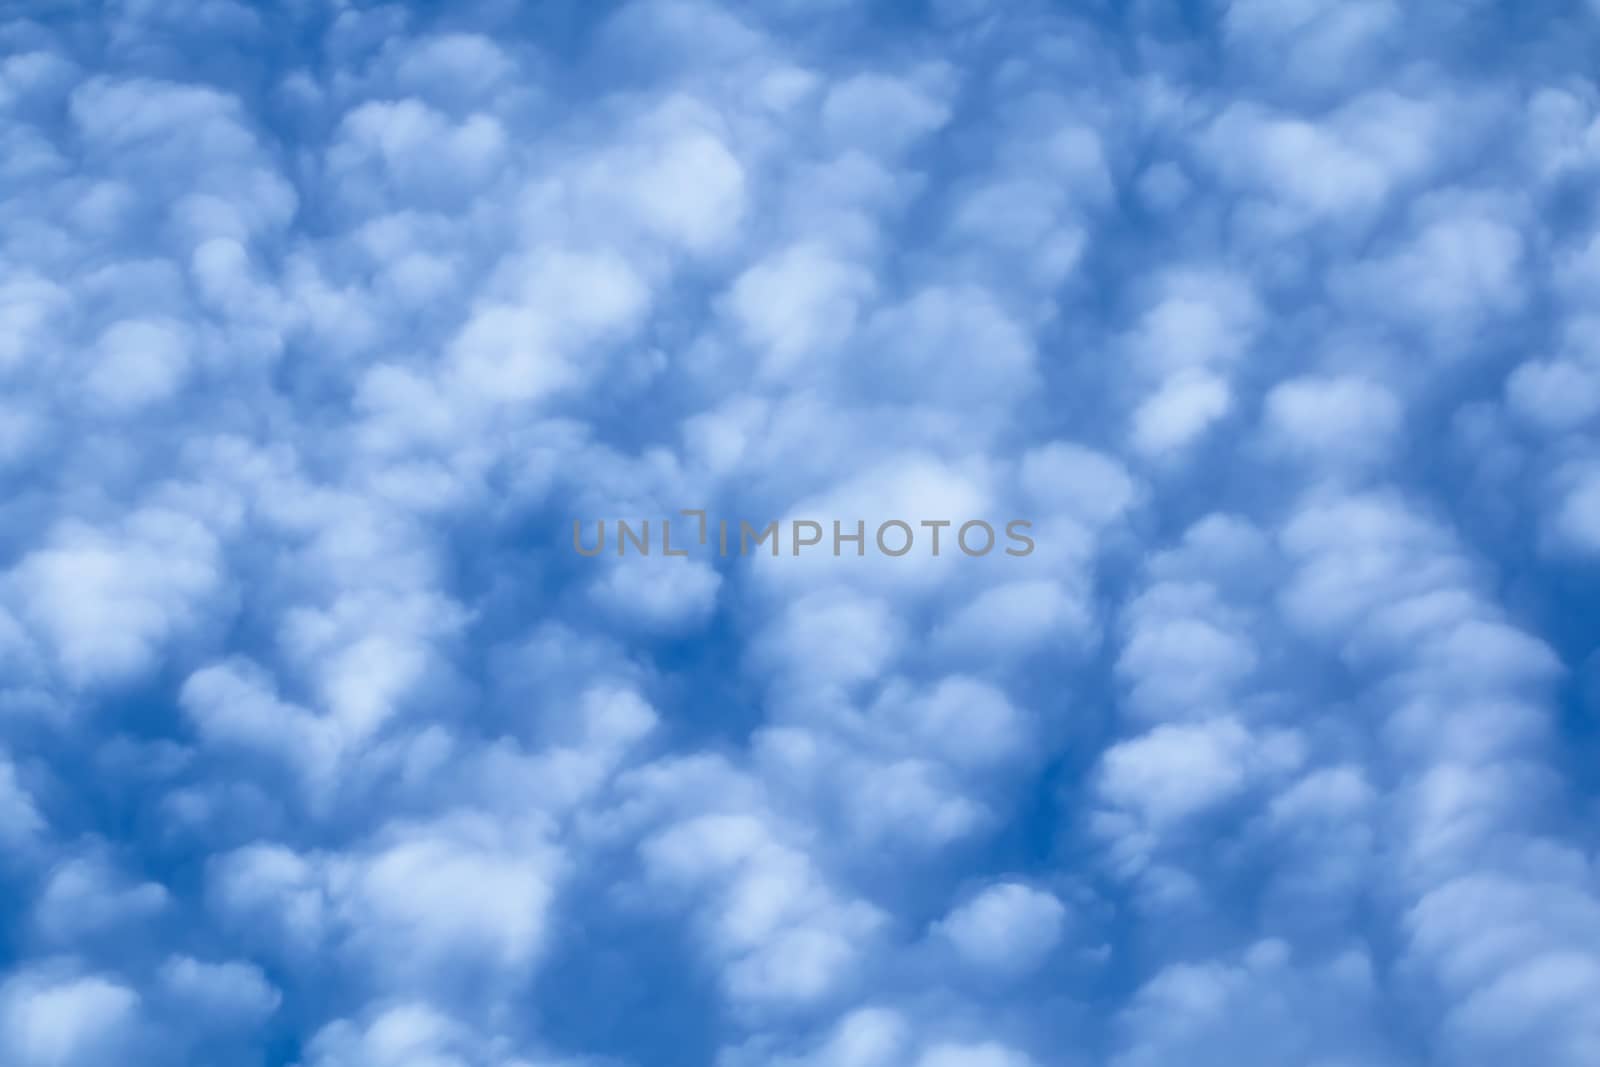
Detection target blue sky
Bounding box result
[2,0,1599,1064]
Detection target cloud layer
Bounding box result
[1,1,1598,1065]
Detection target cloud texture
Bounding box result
[1,1,1598,1064]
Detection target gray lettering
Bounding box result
[958,519,995,556]
[741,520,779,556]
[877,520,914,557]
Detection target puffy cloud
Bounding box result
[1112,940,1397,1067]
[210,813,562,990]
[570,94,749,255]
[1335,196,1527,339]
[84,318,193,413]
[821,71,953,153]
[1261,375,1401,467]
[0,757,45,845]
[1017,443,1136,526]
[1098,718,1302,829]
[1132,372,1233,457]
[721,1005,1039,1067]
[390,34,517,104]
[444,247,651,406]
[930,578,1095,664]
[1507,357,1600,433]
[751,587,903,689]
[1116,581,1259,719]
[933,881,1067,975]
[299,1001,557,1067]
[858,286,1037,408]
[642,810,884,1008]
[33,851,169,942]
[1222,0,1400,88]
[588,555,722,630]
[1124,272,1259,458]
[1549,463,1600,553]
[1406,874,1600,1065]
[875,676,1029,772]
[0,967,144,1067]
[329,99,509,206]
[723,241,875,382]
[157,956,280,1026]
[8,507,223,686]
[179,657,342,799]
[919,1044,1038,1067]
[329,815,561,978]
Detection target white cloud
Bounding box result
[392,34,515,102]
[446,247,650,406]
[1507,358,1600,432]
[329,814,563,980]
[1112,940,1395,1067]
[577,95,748,254]
[1337,200,1526,339]
[212,812,562,989]
[330,99,508,204]
[1125,271,1261,376]
[300,1001,546,1067]
[724,241,874,382]
[84,318,192,413]
[1262,375,1401,466]
[1551,464,1600,553]
[821,72,952,153]
[1132,372,1232,457]
[1408,874,1600,1065]
[642,810,884,1007]
[157,956,280,1025]
[589,556,722,630]
[934,882,1066,975]
[1117,582,1259,718]
[932,579,1094,663]
[752,588,903,689]
[10,508,222,686]
[0,758,44,845]
[0,273,66,371]
[859,286,1037,408]
[1099,719,1302,828]
[1018,443,1136,525]
[34,852,169,941]
[180,658,342,799]
[918,1043,1037,1067]
[0,968,143,1067]
[873,676,1029,772]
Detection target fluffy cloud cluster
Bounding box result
[0,0,1596,1065]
